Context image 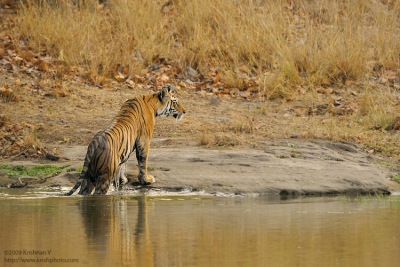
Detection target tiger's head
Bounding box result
[156,85,186,120]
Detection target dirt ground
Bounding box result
[1,64,399,195]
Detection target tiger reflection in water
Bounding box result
[78,196,154,266]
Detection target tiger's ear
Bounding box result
[159,87,169,103]
[159,85,175,103]
[166,84,176,93]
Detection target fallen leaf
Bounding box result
[384,70,398,80]
[308,103,329,116]
[114,72,128,82]
[36,59,49,72]
[160,74,170,82]
[246,85,259,93]
[292,107,308,117]
[186,66,199,80]
[178,81,187,88]
[229,88,240,96]
[239,91,251,98]
[20,50,35,62]
[132,74,145,83]
[53,89,70,97]
[0,47,5,58]
[14,55,23,62]
[385,117,400,131]
[379,77,388,84]
[321,78,332,86]
[121,65,130,75]
[316,87,334,94]
[213,71,222,84]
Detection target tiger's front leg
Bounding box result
[135,139,156,185]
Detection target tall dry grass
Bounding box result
[17,0,400,92]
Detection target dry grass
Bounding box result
[17,0,400,91]
[199,132,244,148]
[12,0,400,158]
[0,114,9,128]
[190,88,400,157]
[22,128,41,149]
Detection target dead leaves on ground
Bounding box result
[0,115,58,160]
[0,34,51,77]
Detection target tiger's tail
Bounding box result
[64,178,84,196]
[64,165,91,196]
[64,139,96,196]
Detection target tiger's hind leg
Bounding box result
[93,163,117,195]
[94,173,111,195]
[135,139,156,185]
[113,162,129,190]
[93,147,119,194]
[76,171,95,195]
[78,179,95,195]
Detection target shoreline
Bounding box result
[1,140,399,196]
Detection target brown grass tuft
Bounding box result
[0,85,19,102]
[0,114,9,128]
[21,128,41,149]
[199,132,243,148]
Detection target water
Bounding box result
[0,189,399,267]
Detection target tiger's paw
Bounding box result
[138,174,156,185]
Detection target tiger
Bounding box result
[64,85,186,196]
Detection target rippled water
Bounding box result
[0,188,399,267]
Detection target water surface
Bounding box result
[0,188,399,267]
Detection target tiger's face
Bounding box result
[169,95,186,120]
[157,85,186,120]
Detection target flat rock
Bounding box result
[146,142,393,195]
[53,141,398,196]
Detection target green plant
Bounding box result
[5,165,70,178]
[0,164,12,170]
[147,166,155,171]
[390,175,400,183]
